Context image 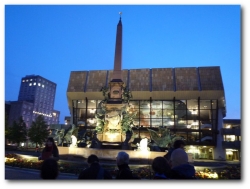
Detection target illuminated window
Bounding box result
[29,83,32,86]
[33,82,36,85]
[42,85,44,88]
[22,80,25,82]
[38,83,41,86]
[224,135,236,141]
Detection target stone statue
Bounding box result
[147,127,184,148]
[105,110,122,131]
[61,125,76,145]
[70,135,77,147]
[122,86,133,103]
[57,129,65,146]
[90,131,102,148]
[95,113,106,133]
[120,111,137,133]
[100,86,109,101]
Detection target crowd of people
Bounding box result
[38,137,196,180]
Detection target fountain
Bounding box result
[54,14,181,163]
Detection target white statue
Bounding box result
[137,138,149,151]
[70,135,77,147]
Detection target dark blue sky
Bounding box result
[5,5,241,124]
[2,1,249,188]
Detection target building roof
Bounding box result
[66,67,226,112]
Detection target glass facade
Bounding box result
[71,98,218,147]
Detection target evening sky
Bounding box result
[5,5,241,124]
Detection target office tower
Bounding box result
[8,75,60,128]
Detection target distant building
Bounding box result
[221,119,241,161]
[5,101,11,119]
[64,116,71,125]
[8,75,60,128]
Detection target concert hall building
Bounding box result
[66,16,240,161]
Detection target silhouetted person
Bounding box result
[152,156,171,179]
[78,154,112,179]
[115,151,139,179]
[122,131,132,150]
[40,158,58,179]
[164,140,185,163]
[39,137,59,161]
[90,131,102,148]
[169,148,196,179]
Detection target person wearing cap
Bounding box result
[78,154,112,179]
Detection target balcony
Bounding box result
[221,128,241,136]
[222,141,241,149]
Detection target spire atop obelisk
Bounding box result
[112,12,123,80]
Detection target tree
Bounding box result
[7,117,27,146]
[5,112,10,142]
[28,115,50,147]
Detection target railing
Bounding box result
[221,128,241,136]
[222,141,241,149]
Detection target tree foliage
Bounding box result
[7,117,27,146]
[28,115,50,147]
[147,127,184,148]
[5,112,10,138]
[121,111,137,133]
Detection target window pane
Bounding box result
[88,100,97,109]
[151,119,162,127]
[163,101,174,109]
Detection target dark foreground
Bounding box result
[5,166,78,180]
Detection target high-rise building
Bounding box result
[8,75,60,128]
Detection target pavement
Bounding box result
[5,166,78,180]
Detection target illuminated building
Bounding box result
[66,15,240,161]
[8,75,60,128]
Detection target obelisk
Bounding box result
[109,12,124,100]
[112,12,123,80]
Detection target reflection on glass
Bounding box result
[187,99,198,110]
[140,119,150,127]
[175,100,186,109]
[132,119,139,126]
[87,118,96,126]
[140,100,150,108]
[151,101,162,108]
[88,100,96,108]
[151,119,162,127]
[163,118,175,126]
[163,101,174,109]
[200,100,211,110]
[129,100,139,107]
[87,109,95,118]
[140,109,150,118]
